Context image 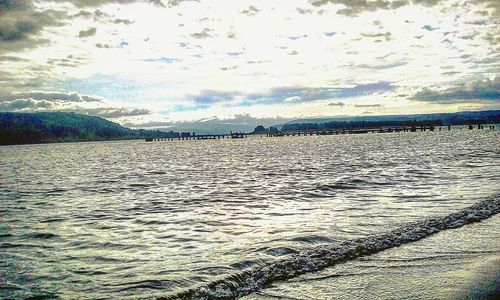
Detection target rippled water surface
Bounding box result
[1,129,499,299]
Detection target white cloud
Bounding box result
[0,0,498,125]
[284,96,302,103]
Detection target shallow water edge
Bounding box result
[164,194,500,300]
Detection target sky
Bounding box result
[0,0,499,132]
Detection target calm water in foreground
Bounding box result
[0,129,499,299]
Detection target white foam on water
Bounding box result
[162,194,500,300]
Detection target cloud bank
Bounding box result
[0,91,151,118]
[413,77,500,103]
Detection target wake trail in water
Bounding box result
[161,194,500,300]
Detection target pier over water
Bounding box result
[145,124,496,142]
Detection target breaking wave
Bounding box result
[162,194,500,300]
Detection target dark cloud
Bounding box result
[72,9,110,19]
[355,61,408,69]
[458,34,475,40]
[0,20,37,42]
[310,0,414,16]
[0,55,29,62]
[51,0,140,8]
[442,71,461,75]
[475,10,489,16]
[309,0,450,16]
[361,32,392,41]
[219,65,239,71]
[191,28,211,39]
[78,27,97,38]
[190,90,242,104]
[465,20,488,25]
[47,55,89,68]
[413,0,441,5]
[0,98,55,111]
[353,104,383,108]
[246,82,395,104]
[0,100,151,118]
[0,69,47,92]
[149,0,166,7]
[113,18,134,25]
[1,91,103,102]
[72,10,93,18]
[77,107,151,118]
[95,43,112,48]
[0,0,32,12]
[484,29,500,45]
[0,0,191,54]
[72,9,134,25]
[241,5,259,16]
[327,101,345,107]
[468,53,500,65]
[470,1,500,17]
[310,0,500,19]
[54,0,191,7]
[0,0,66,53]
[412,77,500,103]
[377,52,395,59]
[164,0,199,7]
[390,0,409,9]
[0,91,151,118]
[297,7,313,14]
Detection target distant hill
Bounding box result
[278,110,500,131]
[0,112,173,145]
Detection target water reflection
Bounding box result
[0,130,498,298]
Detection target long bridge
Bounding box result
[146,132,247,142]
[146,124,496,142]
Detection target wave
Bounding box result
[161,194,499,300]
[23,232,59,239]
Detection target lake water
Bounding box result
[0,129,499,299]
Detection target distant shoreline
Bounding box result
[2,123,498,147]
[1,110,498,146]
[0,137,147,147]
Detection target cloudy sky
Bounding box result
[0,0,499,130]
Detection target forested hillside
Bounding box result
[0,112,172,145]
